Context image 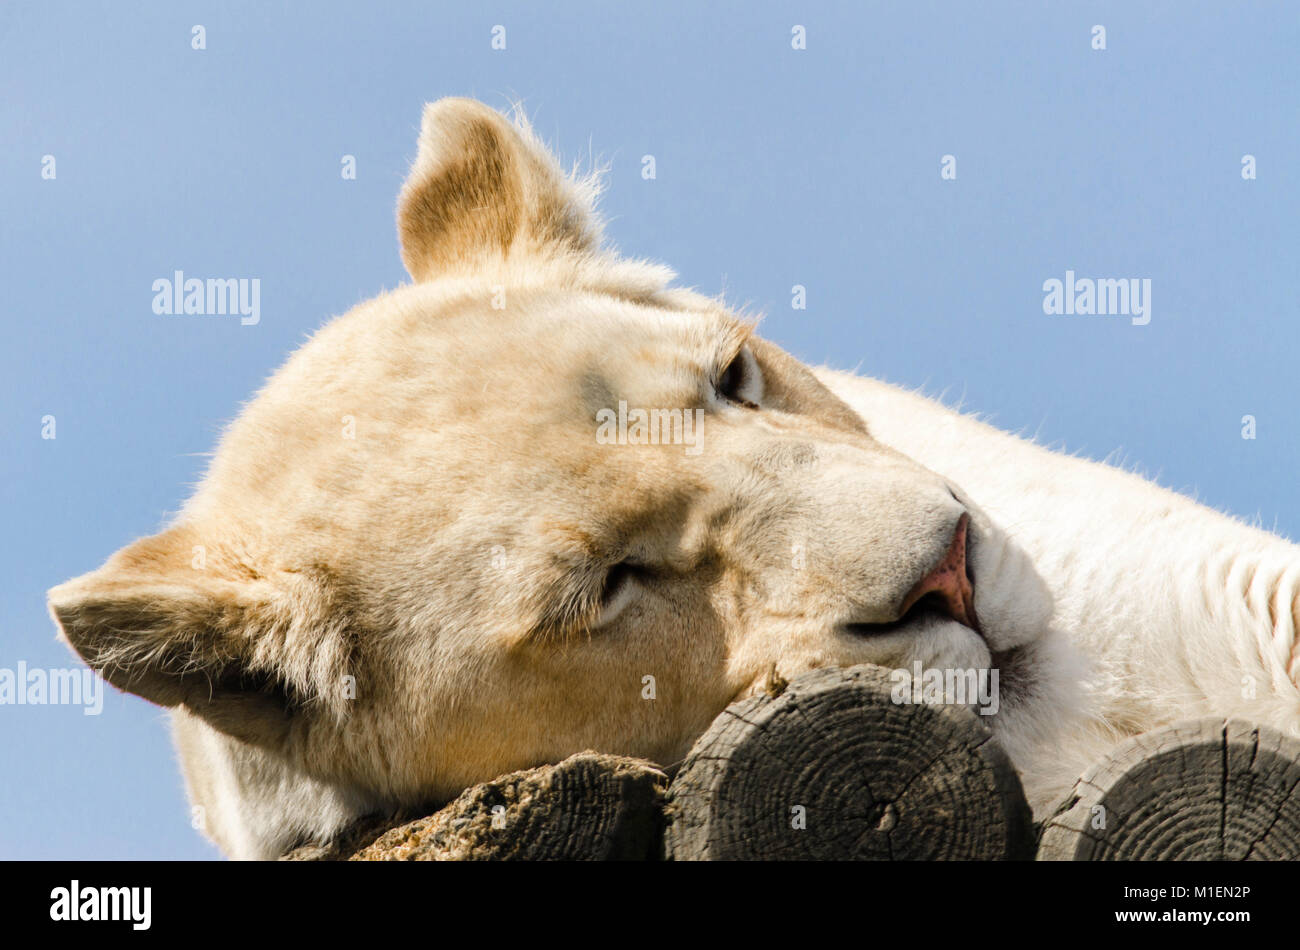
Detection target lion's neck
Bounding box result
[817,368,1300,744]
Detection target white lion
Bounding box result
[48,99,1300,858]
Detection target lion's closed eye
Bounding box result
[716,345,762,409]
[593,561,644,629]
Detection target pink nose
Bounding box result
[899,513,980,632]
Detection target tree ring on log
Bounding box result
[1038,718,1300,861]
[665,664,1034,860]
[344,753,667,861]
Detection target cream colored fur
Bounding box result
[817,371,1300,808]
[48,99,1300,858]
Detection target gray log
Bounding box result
[286,753,667,860]
[1038,718,1300,860]
[665,664,1034,860]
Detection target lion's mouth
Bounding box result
[841,590,981,639]
[843,513,982,638]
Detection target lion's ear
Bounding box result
[47,526,302,747]
[397,98,602,281]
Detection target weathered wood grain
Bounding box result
[664,664,1035,860]
[1038,718,1300,860]
[285,752,667,861]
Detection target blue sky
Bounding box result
[2,1,1297,858]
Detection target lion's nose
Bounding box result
[898,513,980,633]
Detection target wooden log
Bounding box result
[664,664,1034,860]
[286,753,667,861]
[280,812,417,861]
[356,753,667,861]
[1038,718,1300,860]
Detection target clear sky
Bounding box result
[2,2,1297,858]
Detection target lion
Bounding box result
[48,99,1300,859]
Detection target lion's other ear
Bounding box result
[397,97,603,281]
[47,526,305,747]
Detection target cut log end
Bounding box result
[1038,718,1300,861]
[665,664,1035,860]
[286,753,667,861]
